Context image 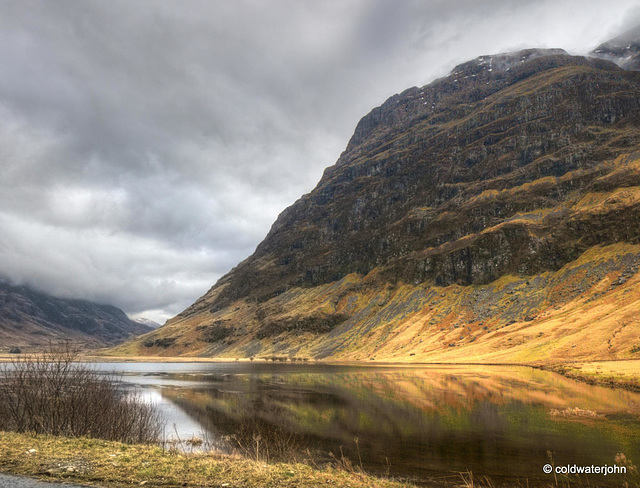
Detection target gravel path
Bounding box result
[0,473,94,488]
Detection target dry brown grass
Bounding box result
[0,431,413,488]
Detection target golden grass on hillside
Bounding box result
[109,239,640,368]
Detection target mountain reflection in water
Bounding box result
[109,363,640,484]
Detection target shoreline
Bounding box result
[3,352,640,393]
[537,361,640,392]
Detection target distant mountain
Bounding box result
[133,317,162,329]
[591,24,640,70]
[0,281,151,351]
[116,33,640,363]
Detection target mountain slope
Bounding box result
[115,46,640,363]
[0,281,151,350]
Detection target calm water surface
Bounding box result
[94,362,640,484]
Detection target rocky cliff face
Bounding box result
[117,38,640,363]
[0,282,151,350]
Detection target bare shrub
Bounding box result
[228,418,306,463]
[0,345,162,443]
[329,447,359,474]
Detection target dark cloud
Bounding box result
[0,0,636,322]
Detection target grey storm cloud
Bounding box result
[0,0,637,323]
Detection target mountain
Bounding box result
[591,25,640,70]
[0,281,151,351]
[115,38,640,363]
[133,317,162,329]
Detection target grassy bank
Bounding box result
[0,431,415,488]
[542,360,640,392]
[2,431,636,488]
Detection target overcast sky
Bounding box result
[0,0,639,323]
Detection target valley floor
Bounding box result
[6,353,640,393]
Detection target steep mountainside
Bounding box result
[0,282,151,350]
[116,43,640,363]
